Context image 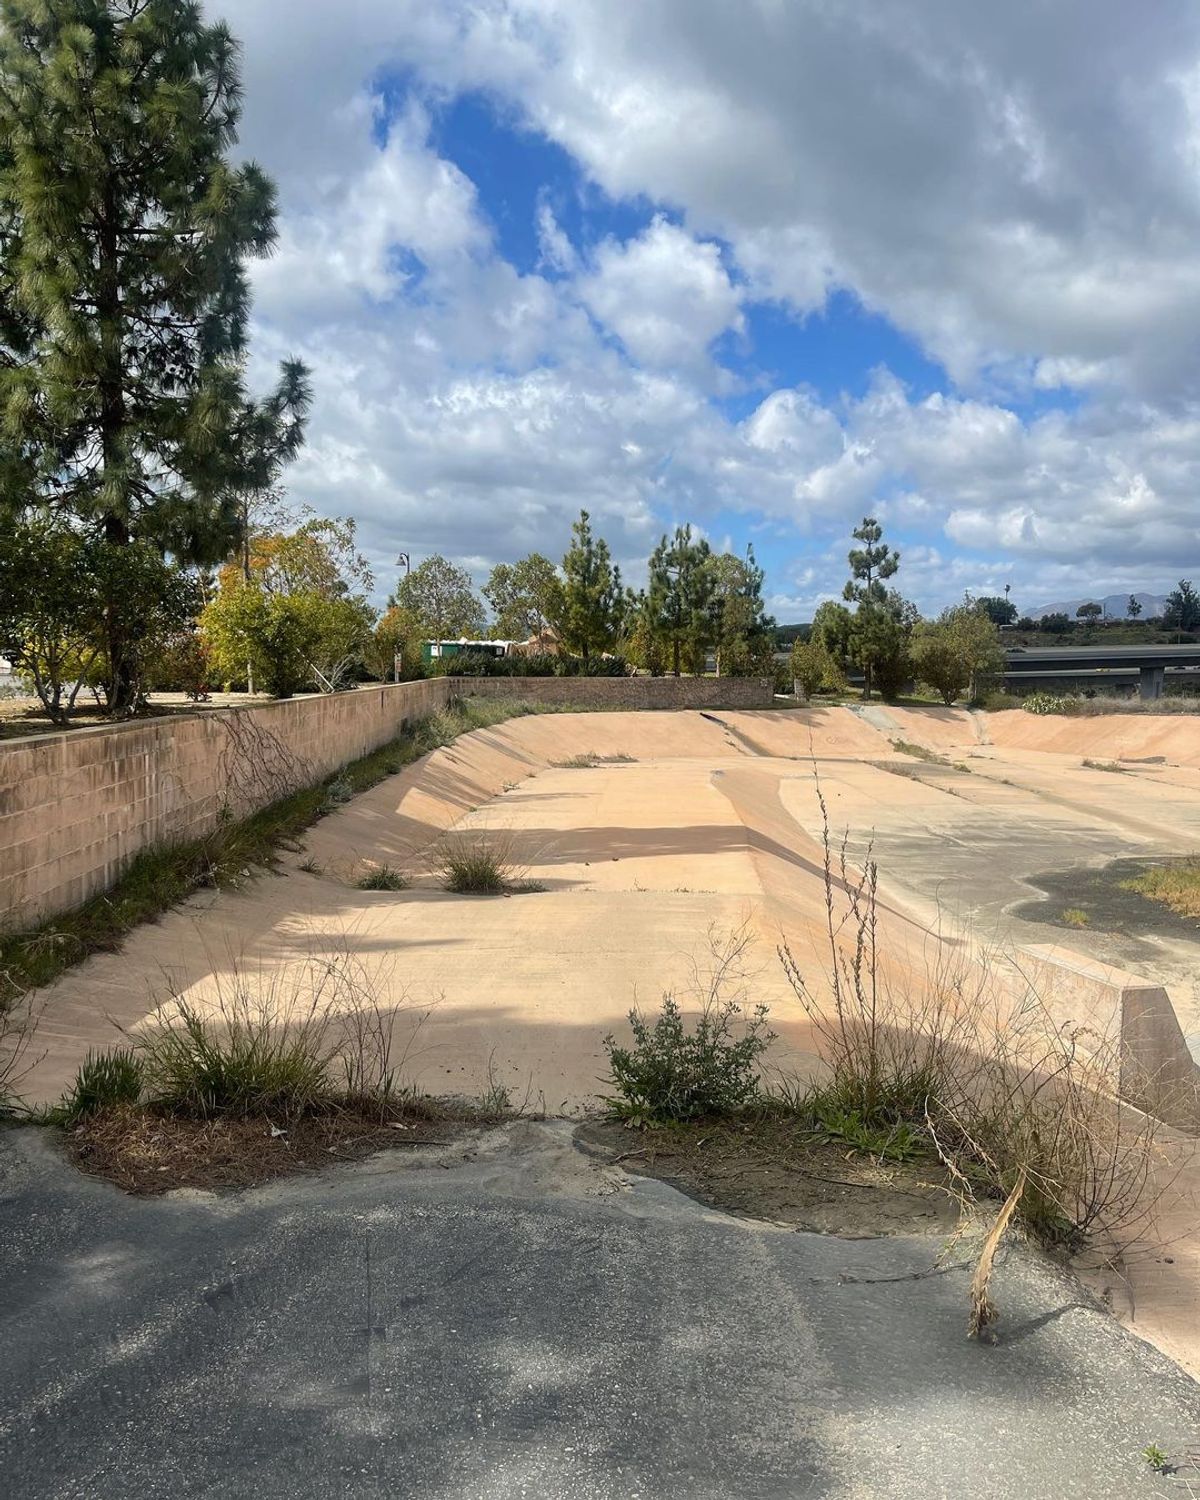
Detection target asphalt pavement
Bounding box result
[1,1120,1197,1499]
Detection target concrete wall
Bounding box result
[1019,944,1200,1133]
[455,675,775,711]
[0,678,454,930]
[0,674,773,929]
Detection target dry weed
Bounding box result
[778,776,1174,1330]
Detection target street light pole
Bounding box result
[394,553,411,683]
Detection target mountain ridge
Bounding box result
[1027,591,1167,621]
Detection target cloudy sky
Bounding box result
[228,0,1200,620]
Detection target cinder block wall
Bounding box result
[0,678,454,929]
[0,674,773,929]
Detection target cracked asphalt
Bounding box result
[1,1120,1197,1499]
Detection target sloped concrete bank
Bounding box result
[0,676,771,929]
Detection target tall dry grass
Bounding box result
[126,945,432,1121]
[778,781,1172,1327]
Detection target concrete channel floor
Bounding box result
[1,1121,1197,1500]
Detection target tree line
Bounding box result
[0,1,1169,723]
[316,509,778,691]
[788,518,1006,705]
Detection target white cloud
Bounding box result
[535,200,577,274]
[222,0,1200,612]
[253,101,488,322]
[579,216,743,375]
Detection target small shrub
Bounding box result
[603,993,775,1124]
[1060,907,1090,928]
[552,753,636,769]
[320,774,354,812]
[357,865,410,892]
[1142,1445,1170,1473]
[890,739,950,766]
[1023,692,1075,715]
[778,779,1165,1262]
[61,1048,145,1121]
[433,832,528,894]
[806,1099,923,1162]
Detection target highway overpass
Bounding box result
[1003,643,1200,699]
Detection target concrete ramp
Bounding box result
[1016,944,1200,1133]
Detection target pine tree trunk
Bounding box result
[673,637,681,677]
[98,179,136,715]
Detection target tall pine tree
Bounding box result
[0,0,308,709]
[647,524,713,677]
[842,516,901,701]
[559,509,623,662]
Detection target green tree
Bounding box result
[976,595,1017,627]
[391,555,485,642]
[1127,594,1143,620]
[1163,580,1200,632]
[647,524,714,677]
[250,517,373,600]
[0,0,307,711]
[1076,601,1103,623]
[911,605,1004,705]
[707,547,771,676]
[0,517,105,720]
[622,589,667,676]
[483,553,564,640]
[365,604,426,682]
[201,516,375,695]
[559,510,624,662]
[810,600,856,678]
[0,514,200,718]
[843,517,900,608]
[203,584,371,697]
[842,517,901,699]
[1041,611,1073,634]
[850,602,911,701]
[790,638,844,700]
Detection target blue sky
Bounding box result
[234,0,1200,619]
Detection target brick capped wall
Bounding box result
[0,674,772,928]
[0,678,454,929]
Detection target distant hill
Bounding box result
[1027,591,1167,621]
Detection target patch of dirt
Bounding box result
[64,1106,484,1195]
[1013,856,1200,946]
[576,1118,961,1237]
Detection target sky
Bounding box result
[226,0,1200,621]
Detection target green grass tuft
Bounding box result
[1120,859,1200,918]
[356,865,410,892]
[59,1048,144,1123]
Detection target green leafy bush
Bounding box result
[62,1048,144,1121]
[603,994,775,1123]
